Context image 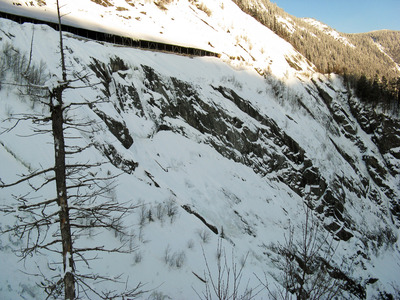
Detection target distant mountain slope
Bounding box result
[232,0,400,90]
[359,30,400,66]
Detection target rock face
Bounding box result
[93,61,396,297]
[92,57,398,226]
[42,55,400,297]
[126,64,399,244]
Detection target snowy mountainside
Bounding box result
[0,0,314,78]
[1,0,400,299]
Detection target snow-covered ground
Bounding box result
[0,0,315,77]
[1,0,400,299]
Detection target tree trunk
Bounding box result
[51,89,75,300]
[54,2,75,298]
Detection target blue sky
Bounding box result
[272,0,400,33]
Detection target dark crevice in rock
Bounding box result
[181,204,218,235]
[99,143,138,174]
[144,170,160,188]
[91,107,133,149]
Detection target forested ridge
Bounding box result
[360,30,400,65]
[232,0,400,112]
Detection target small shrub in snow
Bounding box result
[154,199,178,224]
[165,198,178,223]
[137,203,154,225]
[4,105,14,118]
[173,251,186,268]
[220,226,225,239]
[138,204,148,227]
[164,245,171,264]
[187,239,195,249]
[138,226,146,243]
[222,75,243,90]
[156,203,166,222]
[147,207,154,222]
[197,228,211,244]
[164,245,186,269]
[133,251,143,264]
[149,291,172,300]
[0,43,48,101]
[128,229,136,252]
[0,60,5,90]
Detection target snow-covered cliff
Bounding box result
[1,0,400,299]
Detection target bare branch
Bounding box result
[75,273,145,300]
[0,81,48,90]
[0,167,54,188]
[73,245,129,254]
[18,198,58,211]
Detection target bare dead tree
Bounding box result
[0,1,143,299]
[261,205,347,300]
[194,239,263,300]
